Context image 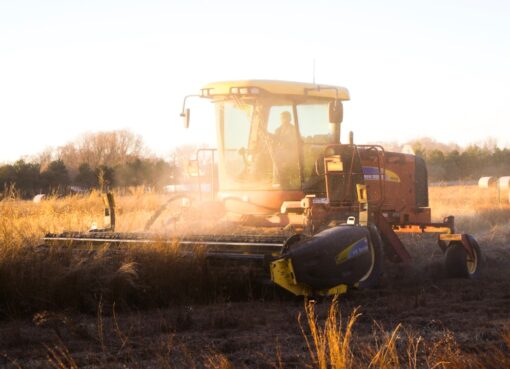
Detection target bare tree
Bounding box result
[32,147,55,171]
[58,130,145,171]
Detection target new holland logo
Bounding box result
[335,237,370,265]
[362,166,401,183]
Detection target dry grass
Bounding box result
[27,301,239,369]
[1,185,510,368]
[1,184,506,248]
[1,184,509,315]
[429,185,510,236]
[6,299,479,369]
[0,190,265,316]
[301,298,510,369]
[301,300,359,369]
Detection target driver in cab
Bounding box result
[274,111,294,139]
[271,111,299,188]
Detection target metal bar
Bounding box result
[203,252,267,260]
[292,103,305,184]
[392,217,455,234]
[178,240,282,247]
[43,237,283,248]
[375,212,412,263]
[38,245,270,262]
[393,225,453,234]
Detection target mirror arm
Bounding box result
[180,95,201,128]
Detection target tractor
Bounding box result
[44,80,481,297]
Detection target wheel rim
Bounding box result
[358,238,376,282]
[467,250,478,275]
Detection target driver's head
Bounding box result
[280,111,292,125]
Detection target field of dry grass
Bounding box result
[1,185,510,368]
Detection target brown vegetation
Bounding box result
[53,130,145,173]
[1,185,510,367]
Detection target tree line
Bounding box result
[412,140,510,182]
[0,158,176,198]
[2,131,509,198]
[0,130,178,199]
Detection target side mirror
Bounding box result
[329,100,343,124]
[181,108,190,128]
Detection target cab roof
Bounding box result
[200,80,350,100]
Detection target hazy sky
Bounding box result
[1,0,509,162]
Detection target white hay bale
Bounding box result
[478,176,497,188]
[498,176,510,190]
[33,194,46,203]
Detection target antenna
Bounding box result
[312,59,316,84]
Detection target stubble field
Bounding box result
[0,185,510,368]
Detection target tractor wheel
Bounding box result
[445,235,481,279]
[358,224,384,288]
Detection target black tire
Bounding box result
[445,235,481,279]
[357,224,384,288]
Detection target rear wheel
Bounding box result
[357,224,384,288]
[445,235,481,279]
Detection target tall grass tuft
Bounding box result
[300,299,493,369]
[301,299,358,369]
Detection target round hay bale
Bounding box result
[478,176,497,188]
[498,176,510,190]
[33,194,46,203]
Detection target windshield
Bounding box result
[298,103,331,194]
[217,97,332,191]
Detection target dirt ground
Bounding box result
[1,231,510,369]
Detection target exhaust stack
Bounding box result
[329,100,343,143]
